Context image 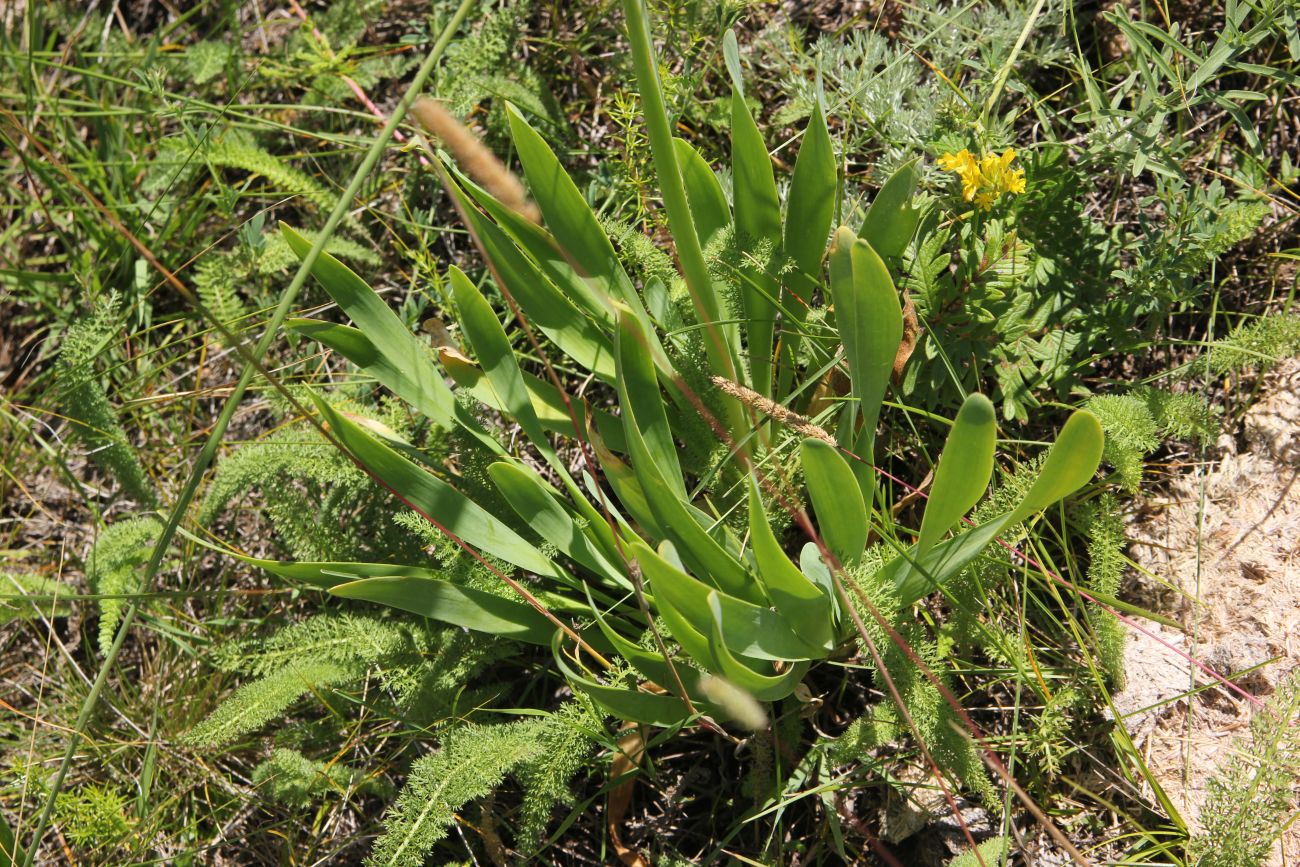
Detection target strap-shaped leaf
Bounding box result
[330,575,556,644]
[506,105,637,308]
[675,137,731,249]
[286,319,449,426]
[450,167,616,326]
[914,393,996,562]
[779,104,837,394]
[828,227,903,486]
[858,159,920,258]
[636,541,824,661]
[889,410,1105,604]
[282,225,456,428]
[799,542,841,621]
[1003,410,1105,525]
[747,477,833,651]
[703,592,810,701]
[589,427,662,538]
[801,437,868,566]
[731,87,782,395]
[643,548,812,700]
[489,462,630,591]
[731,90,781,246]
[616,385,758,602]
[615,307,686,498]
[451,267,557,455]
[312,394,565,581]
[582,584,714,703]
[429,338,626,451]
[783,103,836,303]
[448,185,617,382]
[552,630,699,727]
[182,545,438,590]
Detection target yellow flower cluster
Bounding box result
[937,148,1027,211]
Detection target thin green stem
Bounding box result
[17,2,477,860]
[983,0,1048,120]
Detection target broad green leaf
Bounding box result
[506,105,637,307]
[914,393,996,561]
[1003,410,1105,525]
[583,584,714,701]
[451,267,552,448]
[828,227,902,486]
[859,159,920,258]
[747,478,833,650]
[589,429,662,538]
[0,807,24,867]
[451,166,615,325]
[209,551,440,589]
[636,541,823,661]
[644,550,811,700]
[489,462,630,590]
[799,542,842,621]
[429,336,626,451]
[447,184,616,382]
[731,87,782,395]
[330,576,556,644]
[801,437,868,566]
[703,592,810,701]
[617,368,758,604]
[615,308,685,498]
[783,103,836,303]
[779,104,837,394]
[675,137,731,248]
[552,631,700,727]
[281,226,454,428]
[889,410,1104,604]
[312,394,566,581]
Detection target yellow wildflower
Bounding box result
[938,148,982,202]
[937,147,1026,210]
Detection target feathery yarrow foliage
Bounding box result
[1190,671,1300,867]
[86,517,163,656]
[53,295,157,506]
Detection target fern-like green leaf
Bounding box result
[86,517,163,655]
[54,296,157,507]
[204,138,338,212]
[1,572,77,624]
[251,748,382,807]
[184,659,359,747]
[367,720,546,867]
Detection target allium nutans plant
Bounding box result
[225,1,1103,730]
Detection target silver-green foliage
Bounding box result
[1196,313,1300,378]
[188,614,498,747]
[251,748,383,807]
[1084,494,1127,689]
[199,418,417,564]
